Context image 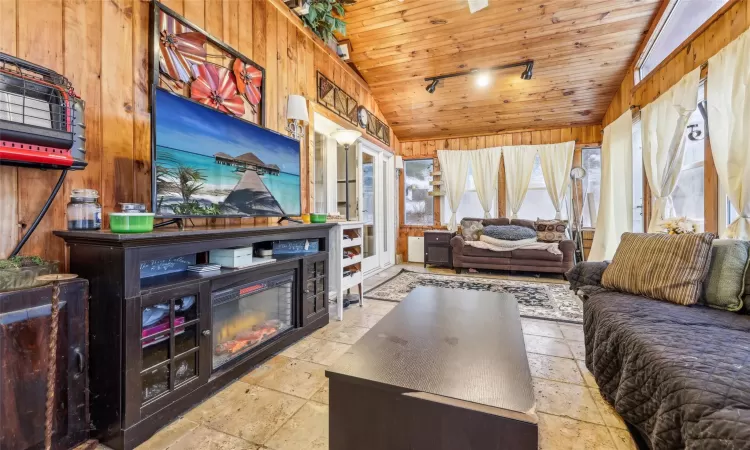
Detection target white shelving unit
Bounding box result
[333,221,364,320]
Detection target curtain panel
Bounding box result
[468,147,503,218]
[538,141,575,220]
[641,68,701,232]
[589,111,633,261]
[708,28,750,239]
[437,150,470,231]
[502,146,537,219]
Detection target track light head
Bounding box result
[426,79,440,93]
[521,62,533,80]
[475,71,491,87]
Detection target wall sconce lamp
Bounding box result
[395,155,404,172]
[424,60,534,93]
[286,95,309,141]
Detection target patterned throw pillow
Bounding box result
[535,219,568,242]
[703,240,749,311]
[601,232,715,306]
[460,219,484,241]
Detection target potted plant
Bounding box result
[285,0,311,15]
[301,0,356,48]
[0,255,60,292]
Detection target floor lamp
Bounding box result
[331,129,362,220]
[570,166,587,263]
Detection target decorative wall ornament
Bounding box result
[233,59,263,113]
[190,63,245,117]
[158,13,207,84]
[364,108,390,146]
[153,3,265,126]
[317,71,358,126]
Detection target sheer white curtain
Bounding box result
[538,141,575,219]
[641,67,701,232]
[502,146,537,219]
[468,147,503,218]
[708,28,750,239]
[589,111,633,261]
[437,150,470,231]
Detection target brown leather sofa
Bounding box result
[450,218,575,275]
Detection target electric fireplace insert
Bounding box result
[211,272,294,370]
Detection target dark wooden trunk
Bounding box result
[0,280,89,450]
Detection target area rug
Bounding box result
[365,269,583,324]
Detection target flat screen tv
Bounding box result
[152,88,301,218]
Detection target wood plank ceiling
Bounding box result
[343,0,662,139]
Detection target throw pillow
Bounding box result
[460,219,484,241]
[535,219,568,242]
[483,225,537,241]
[703,240,749,311]
[601,232,715,306]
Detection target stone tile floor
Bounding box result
[131,263,637,450]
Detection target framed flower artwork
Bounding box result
[151,2,265,126]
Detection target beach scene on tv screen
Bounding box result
[154,89,301,217]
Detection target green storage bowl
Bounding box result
[310,213,327,223]
[109,213,155,233]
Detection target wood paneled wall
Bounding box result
[601,0,749,233]
[396,125,602,262]
[0,0,395,263]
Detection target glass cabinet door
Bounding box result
[137,283,209,411]
[302,254,327,324]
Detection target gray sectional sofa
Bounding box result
[567,262,750,449]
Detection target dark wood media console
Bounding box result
[55,223,335,450]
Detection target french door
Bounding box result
[358,142,395,274]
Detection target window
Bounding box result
[403,159,434,225]
[720,194,741,235]
[633,85,706,229]
[729,203,740,223]
[581,148,601,228]
[513,154,564,221]
[441,167,497,224]
[636,0,729,81]
[671,84,706,228]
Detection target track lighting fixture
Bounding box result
[424,60,534,93]
[521,62,534,80]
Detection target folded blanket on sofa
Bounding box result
[464,235,562,255]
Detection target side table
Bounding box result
[423,230,456,268]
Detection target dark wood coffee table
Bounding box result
[326,287,537,450]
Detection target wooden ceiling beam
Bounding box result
[394,121,603,140]
[388,99,614,124]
